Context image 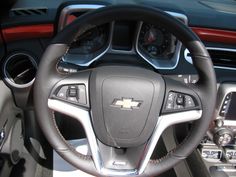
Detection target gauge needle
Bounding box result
[148,31,156,43]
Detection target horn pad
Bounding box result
[90,66,165,147]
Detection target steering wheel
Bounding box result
[34,5,216,177]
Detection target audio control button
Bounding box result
[57,86,68,99]
[165,92,197,111]
[165,92,176,110]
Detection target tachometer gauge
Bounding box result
[138,23,173,59]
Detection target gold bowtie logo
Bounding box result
[112,98,142,109]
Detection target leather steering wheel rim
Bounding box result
[34,5,217,177]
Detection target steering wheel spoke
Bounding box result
[47,98,103,170]
[138,76,203,173]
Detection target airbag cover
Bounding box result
[90,66,165,147]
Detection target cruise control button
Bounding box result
[68,86,78,98]
[57,86,68,99]
[185,95,195,108]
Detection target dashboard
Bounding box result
[0,0,236,176]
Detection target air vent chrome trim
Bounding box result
[3,53,37,88]
[184,47,236,71]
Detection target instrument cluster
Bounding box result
[60,11,186,69]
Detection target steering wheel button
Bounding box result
[167,92,175,101]
[174,104,184,109]
[68,97,78,102]
[78,85,87,105]
[56,86,68,99]
[176,94,184,105]
[185,95,195,108]
[165,92,176,110]
[68,86,78,97]
[166,102,174,110]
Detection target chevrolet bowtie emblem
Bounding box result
[112,98,142,109]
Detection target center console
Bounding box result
[199,83,236,176]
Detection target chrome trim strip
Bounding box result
[100,168,138,176]
[58,4,105,31]
[48,99,202,176]
[135,11,188,70]
[184,47,236,71]
[3,53,37,88]
[224,120,236,127]
[217,166,236,172]
[166,11,188,23]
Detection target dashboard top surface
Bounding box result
[1,0,236,31]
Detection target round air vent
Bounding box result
[3,53,37,88]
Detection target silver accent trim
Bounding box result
[224,120,236,127]
[3,53,37,88]
[48,99,102,173]
[217,166,236,172]
[62,22,113,66]
[48,99,202,176]
[135,11,188,70]
[215,83,236,126]
[58,4,105,31]
[184,47,236,71]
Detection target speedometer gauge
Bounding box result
[69,23,109,55]
[62,23,110,67]
[138,23,173,59]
